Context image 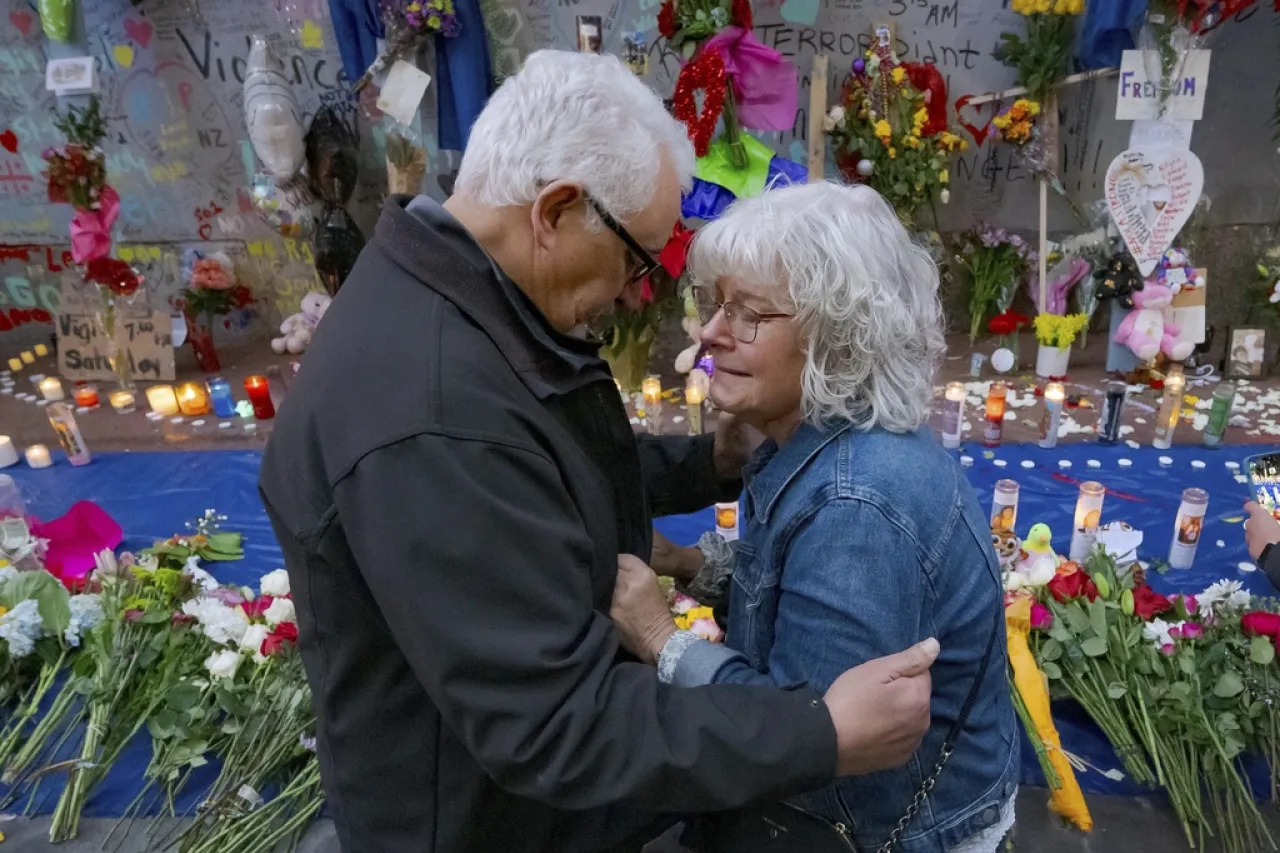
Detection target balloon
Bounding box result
[991,348,1016,374]
[249,173,320,239]
[306,106,360,206]
[852,58,865,75]
[313,204,366,297]
[856,159,874,176]
[244,35,306,180]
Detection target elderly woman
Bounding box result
[613,182,1016,853]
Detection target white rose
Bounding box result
[828,105,845,123]
[239,624,271,662]
[204,649,242,681]
[260,569,291,598]
[264,597,296,626]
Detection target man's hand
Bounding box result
[1245,501,1280,560]
[824,638,939,776]
[611,555,678,665]
[650,530,703,582]
[713,413,765,480]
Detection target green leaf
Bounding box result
[1089,599,1108,638]
[0,569,72,637]
[1040,660,1063,680]
[1081,636,1108,658]
[1251,635,1276,666]
[1063,603,1090,634]
[1171,681,1192,701]
[205,533,243,556]
[1213,671,1245,699]
[1038,638,1063,662]
[1178,654,1197,676]
[167,683,203,712]
[141,608,172,625]
[1106,683,1129,699]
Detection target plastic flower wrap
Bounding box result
[997,0,1084,102]
[956,225,1036,343]
[826,46,967,225]
[43,97,108,212]
[352,0,461,92]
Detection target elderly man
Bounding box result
[259,50,937,853]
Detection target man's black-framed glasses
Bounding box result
[694,287,792,344]
[585,194,661,285]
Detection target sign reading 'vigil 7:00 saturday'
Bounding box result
[56,284,176,382]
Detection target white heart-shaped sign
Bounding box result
[1104,148,1204,276]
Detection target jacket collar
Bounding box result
[373,195,607,398]
[746,420,856,523]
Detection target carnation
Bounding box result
[239,624,271,663]
[260,569,291,598]
[204,649,243,681]
[183,597,251,646]
[263,597,296,627]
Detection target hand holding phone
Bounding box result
[1245,452,1280,521]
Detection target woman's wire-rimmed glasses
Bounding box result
[694,287,793,344]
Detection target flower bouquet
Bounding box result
[825,50,967,226]
[956,225,1035,344]
[996,0,1084,103]
[1137,0,1255,119]
[385,125,428,195]
[179,251,255,373]
[352,0,461,93]
[1032,313,1088,377]
[43,97,108,212]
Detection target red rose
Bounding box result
[261,621,299,657]
[1047,568,1084,603]
[1083,578,1099,602]
[657,0,677,39]
[731,0,753,31]
[228,284,255,309]
[1242,611,1280,639]
[1132,585,1172,620]
[84,257,141,296]
[241,595,275,620]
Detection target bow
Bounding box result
[701,26,797,132]
[69,185,120,264]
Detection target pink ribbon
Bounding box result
[30,501,123,587]
[702,27,797,132]
[69,186,120,265]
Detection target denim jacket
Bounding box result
[673,422,1019,853]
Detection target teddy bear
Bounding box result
[1113,278,1194,363]
[271,290,331,355]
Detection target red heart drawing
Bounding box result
[953,94,991,148]
[8,10,34,37]
[124,17,153,49]
[0,130,17,154]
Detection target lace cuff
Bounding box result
[656,630,702,684]
[684,531,736,606]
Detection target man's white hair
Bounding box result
[688,181,945,433]
[454,50,695,223]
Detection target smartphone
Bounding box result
[1246,452,1280,521]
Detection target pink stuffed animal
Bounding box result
[1113,280,1194,362]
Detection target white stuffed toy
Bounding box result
[272,291,331,355]
[674,315,704,374]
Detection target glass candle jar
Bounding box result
[243,375,276,420]
[146,385,180,416]
[1039,382,1065,449]
[46,402,91,466]
[940,381,965,450]
[1153,367,1186,450]
[991,480,1020,532]
[206,377,237,419]
[176,382,211,416]
[74,384,100,409]
[1169,488,1209,570]
[109,389,136,414]
[1069,481,1106,562]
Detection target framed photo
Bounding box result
[575,16,603,54]
[1227,327,1267,379]
[621,32,648,75]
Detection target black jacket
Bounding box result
[259,197,836,853]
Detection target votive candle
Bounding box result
[207,377,237,418]
[640,375,661,434]
[74,384,100,408]
[243,375,275,420]
[991,479,1019,532]
[176,382,211,416]
[715,500,739,542]
[685,381,705,435]
[1168,488,1209,570]
[0,436,17,469]
[33,343,48,357]
[1069,481,1106,562]
[24,444,51,469]
[46,402,91,466]
[1039,382,1065,450]
[7,358,20,372]
[1153,366,1185,450]
[983,382,1008,448]
[37,376,65,402]
[19,351,34,364]
[109,389,136,414]
[940,381,965,450]
[146,384,180,416]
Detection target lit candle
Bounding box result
[1152,366,1186,450]
[1039,382,1065,449]
[176,382,211,416]
[983,381,1008,448]
[74,385,100,408]
[33,343,48,357]
[7,358,20,372]
[206,377,237,418]
[243,375,276,420]
[145,384,180,416]
[1168,488,1209,570]
[37,376,65,402]
[991,479,1019,532]
[640,375,661,434]
[685,369,708,436]
[109,389,136,414]
[1069,481,1106,562]
[940,381,965,450]
[19,351,34,365]
[47,402,91,466]
[24,444,51,469]
[0,436,17,469]
[715,500,739,542]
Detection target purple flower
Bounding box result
[695,352,715,377]
[208,587,246,607]
[441,14,461,36]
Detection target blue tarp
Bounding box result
[1,441,1277,813]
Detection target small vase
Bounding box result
[186,314,221,373]
[1035,344,1070,379]
[94,297,135,391]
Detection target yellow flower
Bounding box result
[1035,0,1051,11]
[939,170,949,184]
[888,147,897,159]
[1070,0,1085,12]
[891,67,906,84]
[913,108,928,126]
[874,119,892,140]
[0,605,7,619]
[1023,99,1041,116]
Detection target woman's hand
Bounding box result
[650,530,703,581]
[1245,501,1280,560]
[611,555,678,666]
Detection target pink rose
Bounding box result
[1030,603,1053,631]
